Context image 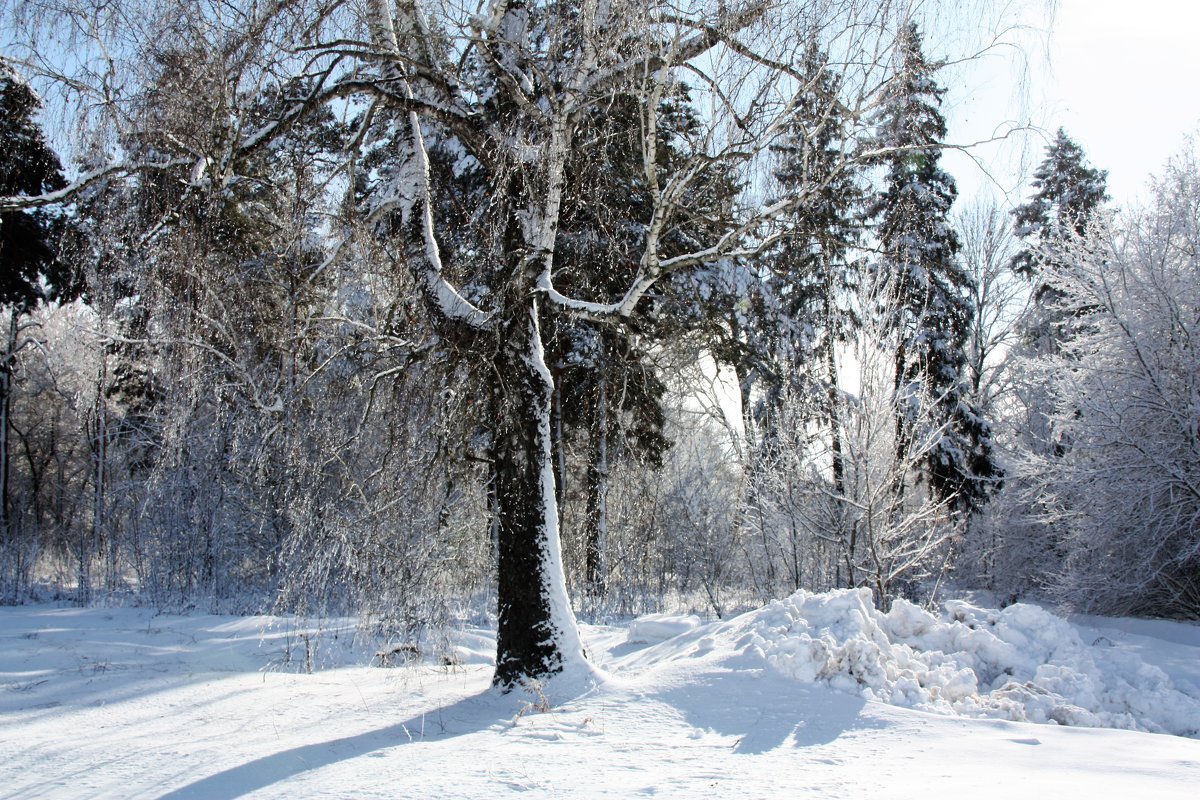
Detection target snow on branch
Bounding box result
[366,0,490,331]
[575,1,770,102]
[0,159,190,211]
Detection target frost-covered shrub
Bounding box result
[1007,145,1200,618]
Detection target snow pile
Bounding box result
[628,613,704,644]
[738,588,1200,737]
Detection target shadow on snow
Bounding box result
[158,688,516,799]
[654,668,878,754]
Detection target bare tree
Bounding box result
[956,197,1028,415]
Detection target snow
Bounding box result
[626,613,703,643]
[2,594,1198,798]
[736,589,1200,736]
[522,299,592,688]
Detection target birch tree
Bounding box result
[956,198,1026,416]
[341,0,910,686]
[2,0,989,686]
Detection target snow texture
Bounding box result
[2,597,1199,798]
[626,613,703,644]
[737,588,1200,736]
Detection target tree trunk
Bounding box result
[551,380,566,509]
[93,360,109,591]
[0,309,14,558]
[492,300,585,688]
[891,339,913,511]
[826,345,845,497]
[584,355,609,596]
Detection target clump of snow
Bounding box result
[737,588,1200,737]
[628,613,704,644]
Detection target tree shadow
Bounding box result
[0,606,360,724]
[158,688,516,799]
[654,668,882,754]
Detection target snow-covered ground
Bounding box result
[3,591,1199,798]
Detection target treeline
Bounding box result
[0,0,1196,651]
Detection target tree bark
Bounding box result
[551,380,566,509]
[584,353,609,596]
[492,300,584,687]
[891,339,913,511]
[826,345,845,497]
[0,309,14,561]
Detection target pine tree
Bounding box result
[767,40,864,489]
[869,23,998,512]
[1010,128,1109,363]
[1011,128,1108,282]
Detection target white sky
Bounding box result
[943,0,1200,209]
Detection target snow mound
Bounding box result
[628,613,704,644]
[737,588,1200,737]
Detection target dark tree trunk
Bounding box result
[0,309,17,561]
[551,380,566,509]
[92,361,108,591]
[826,345,845,497]
[892,339,913,509]
[491,300,583,688]
[583,358,609,596]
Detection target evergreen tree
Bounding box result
[1010,128,1109,365]
[0,60,76,309]
[551,86,742,596]
[1011,127,1109,282]
[868,23,998,512]
[766,40,864,489]
[728,41,867,598]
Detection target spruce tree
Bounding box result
[1010,128,1109,360]
[1011,127,1109,281]
[553,86,743,596]
[545,91,672,596]
[869,23,998,512]
[0,60,74,310]
[767,40,864,490]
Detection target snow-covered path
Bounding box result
[2,601,1198,798]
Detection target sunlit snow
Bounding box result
[2,594,1197,798]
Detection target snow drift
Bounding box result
[627,613,703,644]
[730,588,1200,737]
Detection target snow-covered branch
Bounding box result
[0,159,189,210]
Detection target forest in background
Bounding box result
[0,1,1196,683]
